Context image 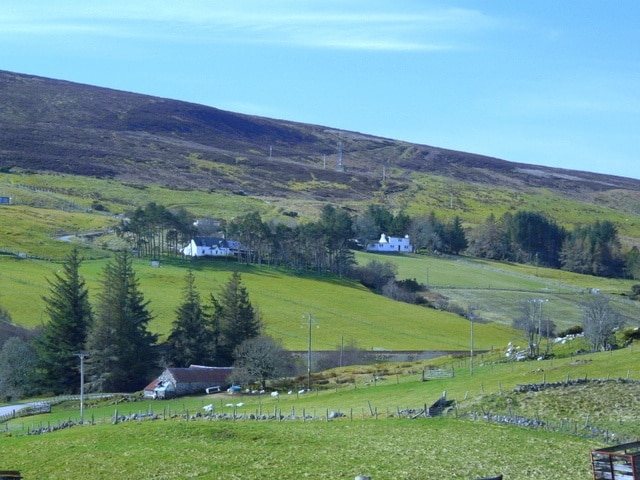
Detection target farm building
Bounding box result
[366,234,412,253]
[181,236,231,257]
[144,365,233,399]
[592,441,640,479]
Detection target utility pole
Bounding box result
[470,313,474,376]
[302,313,318,390]
[468,304,476,376]
[75,353,88,424]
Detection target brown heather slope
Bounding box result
[1,69,640,207]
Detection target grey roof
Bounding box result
[168,366,233,384]
[193,237,228,248]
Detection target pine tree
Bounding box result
[86,250,158,392]
[36,247,93,394]
[445,216,468,255]
[165,270,215,367]
[216,272,262,365]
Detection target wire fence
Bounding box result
[2,378,638,445]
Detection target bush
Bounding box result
[620,327,640,345]
[395,278,426,293]
[350,260,397,291]
[558,325,584,337]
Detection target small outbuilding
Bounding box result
[144,365,233,399]
[591,441,640,479]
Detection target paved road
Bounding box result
[0,402,43,417]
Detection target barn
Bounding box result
[144,365,233,399]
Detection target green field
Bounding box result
[0,255,516,351]
[3,246,640,352]
[0,418,597,479]
[4,344,640,479]
[357,251,640,332]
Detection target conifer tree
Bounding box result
[216,272,262,365]
[36,247,93,394]
[165,270,215,366]
[445,216,468,255]
[86,250,158,392]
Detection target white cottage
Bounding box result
[366,234,412,253]
[181,236,232,257]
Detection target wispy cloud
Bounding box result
[0,1,500,52]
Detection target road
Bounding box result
[0,402,46,418]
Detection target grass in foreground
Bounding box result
[4,344,640,479]
[1,417,597,480]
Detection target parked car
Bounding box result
[205,385,222,394]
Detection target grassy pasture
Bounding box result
[356,251,640,333]
[6,344,640,479]
[0,255,516,351]
[3,250,640,351]
[0,206,113,259]
[0,418,597,480]
[0,173,269,218]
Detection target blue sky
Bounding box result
[1,1,639,179]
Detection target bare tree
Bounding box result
[229,336,294,389]
[581,294,624,351]
[0,336,39,401]
[513,299,555,358]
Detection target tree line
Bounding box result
[116,202,639,280]
[116,202,197,258]
[228,206,638,280]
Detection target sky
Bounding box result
[1,1,639,179]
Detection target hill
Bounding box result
[2,69,640,217]
[1,69,640,350]
[3,70,640,480]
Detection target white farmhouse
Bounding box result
[181,236,232,257]
[366,234,412,253]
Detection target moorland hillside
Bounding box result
[2,69,640,344]
[2,69,640,213]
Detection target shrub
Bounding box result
[558,325,584,337]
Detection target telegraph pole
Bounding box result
[75,353,88,424]
[468,304,476,376]
[302,313,318,390]
[470,314,474,376]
